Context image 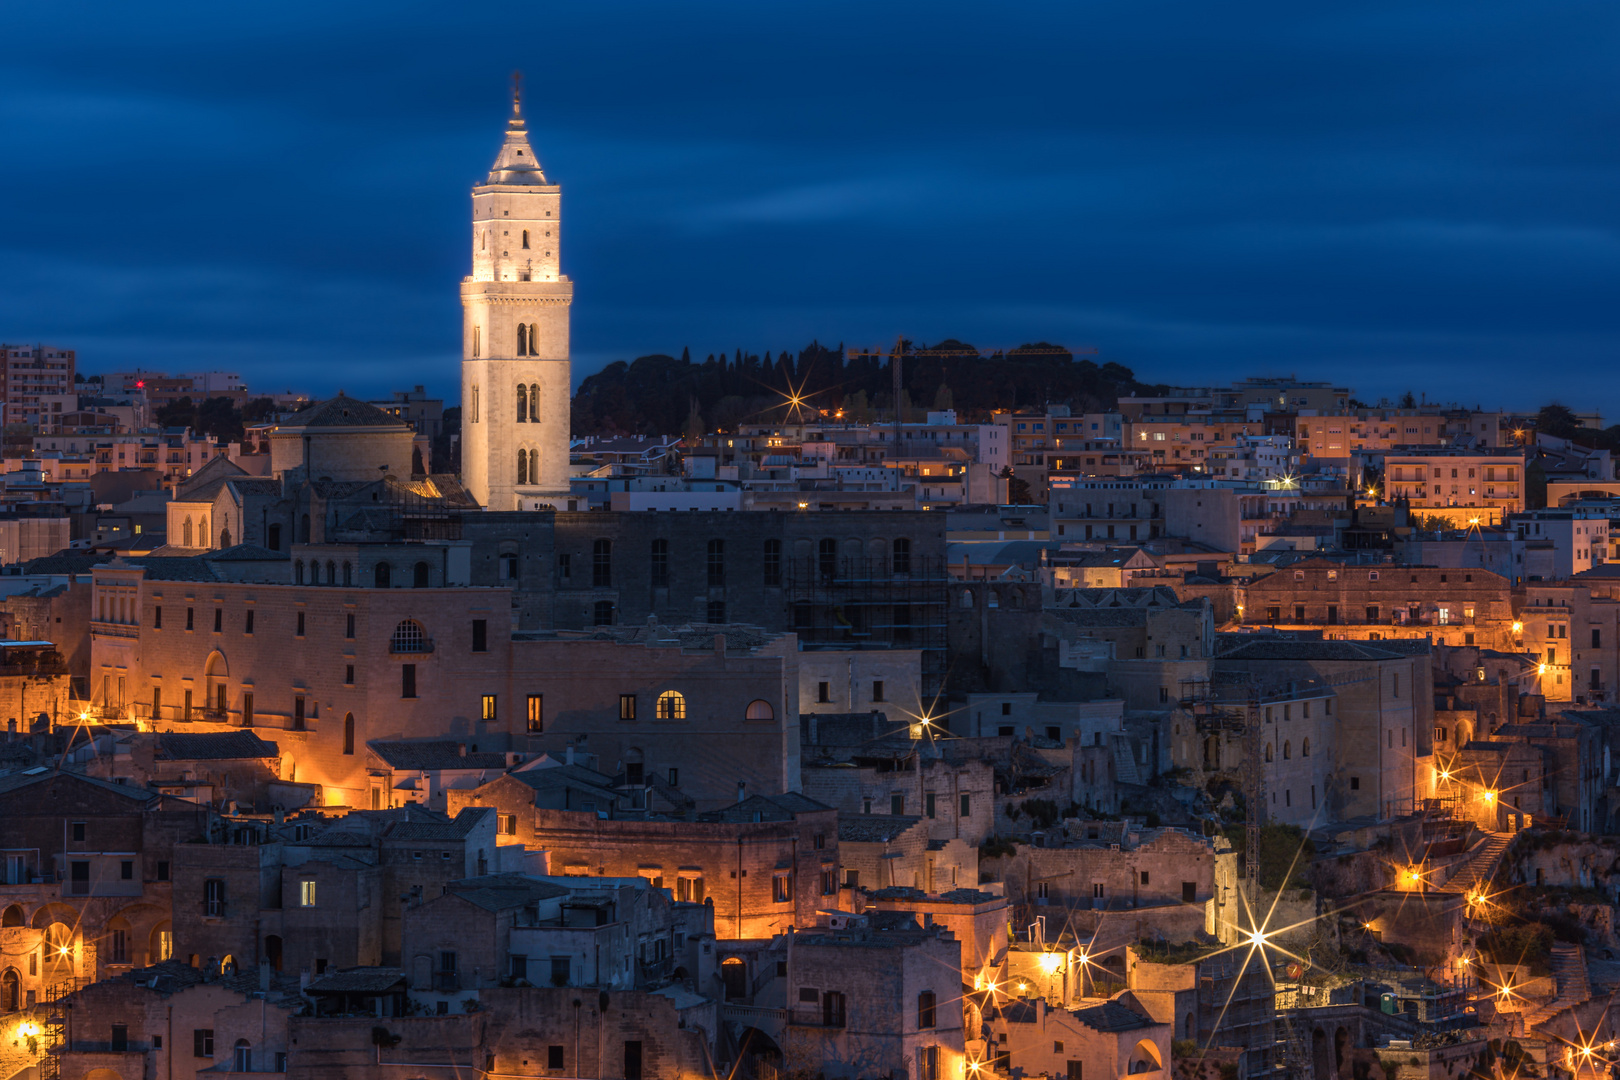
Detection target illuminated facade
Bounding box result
[460,91,573,509]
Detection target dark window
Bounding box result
[213,608,222,632]
[375,562,392,588]
[668,768,678,786]
[1182,881,1196,903]
[402,665,417,699]
[650,539,669,587]
[243,691,253,726]
[121,860,133,880]
[822,991,846,1028]
[593,539,612,587]
[818,538,837,580]
[1350,776,1360,790]
[707,600,726,623]
[413,562,430,588]
[619,694,636,720]
[203,878,225,916]
[817,681,830,703]
[960,794,971,818]
[472,619,487,652]
[1595,629,1603,648]
[72,821,85,842]
[548,1048,565,1070]
[624,1041,643,1080]
[873,680,885,702]
[157,861,169,881]
[345,613,355,639]
[293,697,305,731]
[154,606,162,629]
[186,607,194,631]
[594,600,615,626]
[557,553,571,581]
[921,1046,938,1080]
[343,714,354,755]
[244,610,254,634]
[1068,1062,1083,1080]
[763,539,782,586]
[891,794,904,815]
[345,665,354,685]
[194,1030,214,1059]
[626,762,644,785]
[296,611,305,636]
[111,1025,128,1051]
[527,695,543,733]
[918,990,936,1028]
[925,793,936,819]
[706,539,725,587]
[892,538,911,575]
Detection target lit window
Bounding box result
[299,880,317,907]
[656,691,686,720]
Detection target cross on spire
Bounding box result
[512,70,522,115]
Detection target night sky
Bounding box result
[2,1,1617,417]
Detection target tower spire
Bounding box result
[512,70,522,117]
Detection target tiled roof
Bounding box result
[0,769,159,804]
[304,968,406,994]
[286,395,409,429]
[368,740,510,771]
[838,813,923,843]
[1070,1000,1155,1031]
[127,556,220,582]
[384,807,493,841]
[699,792,833,823]
[1215,639,1405,661]
[158,731,280,760]
[208,544,286,561]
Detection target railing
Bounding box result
[432,972,460,993]
[786,1008,845,1028]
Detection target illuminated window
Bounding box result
[481,695,498,721]
[299,880,317,907]
[656,691,686,720]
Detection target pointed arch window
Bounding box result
[522,230,530,249]
[517,449,529,486]
[517,386,528,423]
[528,324,538,355]
[516,324,528,357]
[529,383,541,421]
[528,449,539,484]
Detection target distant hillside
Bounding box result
[570,339,1156,436]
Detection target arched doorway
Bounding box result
[1129,1040,1162,1074]
[1,969,18,1011]
[375,562,392,588]
[1,905,22,927]
[1313,1027,1331,1080]
[205,651,228,716]
[720,957,746,1000]
[265,935,282,972]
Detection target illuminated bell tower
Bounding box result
[461,83,572,509]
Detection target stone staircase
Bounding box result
[1520,943,1591,1030]
[1112,738,1142,786]
[1439,832,1512,894]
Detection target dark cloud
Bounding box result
[0,0,1616,413]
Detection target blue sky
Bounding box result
[1,1,1617,417]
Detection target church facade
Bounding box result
[459,92,573,510]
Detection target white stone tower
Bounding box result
[460,86,572,509]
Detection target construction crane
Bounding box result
[845,338,1099,453]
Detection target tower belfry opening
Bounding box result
[460,77,572,509]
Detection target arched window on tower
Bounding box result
[528,449,539,484]
[481,230,487,251]
[522,230,530,249]
[517,449,529,486]
[529,384,540,421]
[517,386,528,423]
[472,326,480,358]
[516,324,528,357]
[528,324,538,355]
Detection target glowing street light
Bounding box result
[1038,952,1064,974]
[1482,790,1497,804]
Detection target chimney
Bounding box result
[565,744,575,765]
[259,962,270,992]
[458,743,467,758]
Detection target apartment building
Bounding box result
[1294,409,1506,461]
[1382,448,1526,525]
[1,343,76,430]
[1510,509,1610,578]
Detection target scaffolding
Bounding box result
[785,555,950,703]
[40,978,72,1080]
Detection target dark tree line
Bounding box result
[570,340,1157,436]
[155,396,278,443]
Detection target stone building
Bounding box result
[460,92,573,508]
[441,794,838,940]
[1210,638,1433,821]
[56,960,301,1080]
[88,562,803,810]
[988,997,1170,1080]
[779,920,967,1080]
[0,770,208,996]
[1236,559,1517,651]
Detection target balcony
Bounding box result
[432,972,460,993]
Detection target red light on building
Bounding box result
[136,380,145,388]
